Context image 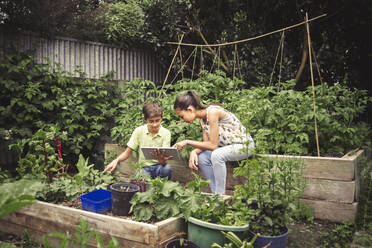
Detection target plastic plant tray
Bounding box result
[80,189,112,213]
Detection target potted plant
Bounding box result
[128,161,150,192]
[232,154,306,248]
[184,176,251,248]
[109,182,140,216]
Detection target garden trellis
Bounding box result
[165,12,327,156]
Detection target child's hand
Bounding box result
[103,159,118,173]
[152,149,173,165]
[189,150,198,170]
[173,140,188,150]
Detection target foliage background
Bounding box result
[0,0,371,113]
[0,47,123,169]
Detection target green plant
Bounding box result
[42,217,119,248]
[232,155,305,236]
[9,127,67,182]
[111,73,371,160]
[129,173,218,222]
[0,179,42,218]
[99,0,144,48]
[356,155,372,231]
[37,154,116,203]
[0,47,123,168]
[320,221,355,248]
[0,168,13,183]
[211,231,263,248]
[235,81,372,156]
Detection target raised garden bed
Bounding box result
[0,201,186,248]
[105,144,365,223]
[262,149,364,222]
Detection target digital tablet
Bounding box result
[141,147,181,160]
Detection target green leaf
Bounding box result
[154,197,181,220]
[160,180,183,197]
[132,204,153,221]
[264,216,273,226]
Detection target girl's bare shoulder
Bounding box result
[208,107,227,120]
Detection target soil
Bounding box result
[287,221,335,247]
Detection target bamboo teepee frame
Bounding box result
[165,13,327,156]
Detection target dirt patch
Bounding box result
[287,220,335,247]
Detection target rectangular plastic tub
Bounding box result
[80,189,112,213]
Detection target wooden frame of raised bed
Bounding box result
[104,144,364,223]
[262,149,364,222]
[0,201,186,248]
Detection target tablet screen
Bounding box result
[141,147,181,160]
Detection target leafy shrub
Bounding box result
[99,0,145,48]
[9,127,67,182]
[0,47,123,168]
[235,81,372,156]
[112,71,371,157]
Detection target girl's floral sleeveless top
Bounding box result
[200,105,251,146]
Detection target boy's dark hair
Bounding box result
[142,101,163,119]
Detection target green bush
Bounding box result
[99,0,145,48]
[0,47,123,168]
[112,71,372,157]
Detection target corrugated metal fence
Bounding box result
[0,29,166,83]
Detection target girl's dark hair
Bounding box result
[143,101,163,119]
[174,90,205,110]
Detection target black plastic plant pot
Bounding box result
[129,179,148,192]
[165,239,200,248]
[109,182,140,216]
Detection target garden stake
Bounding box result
[305,12,320,157]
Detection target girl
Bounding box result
[173,90,254,195]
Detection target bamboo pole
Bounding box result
[160,34,184,94]
[167,14,326,47]
[306,12,320,157]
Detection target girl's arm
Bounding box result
[174,108,221,151]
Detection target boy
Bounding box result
[103,101,172,179]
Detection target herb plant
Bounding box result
[233,155,305,236]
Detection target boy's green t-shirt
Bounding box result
[127,124,171,167]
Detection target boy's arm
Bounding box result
[103,147,133,173]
